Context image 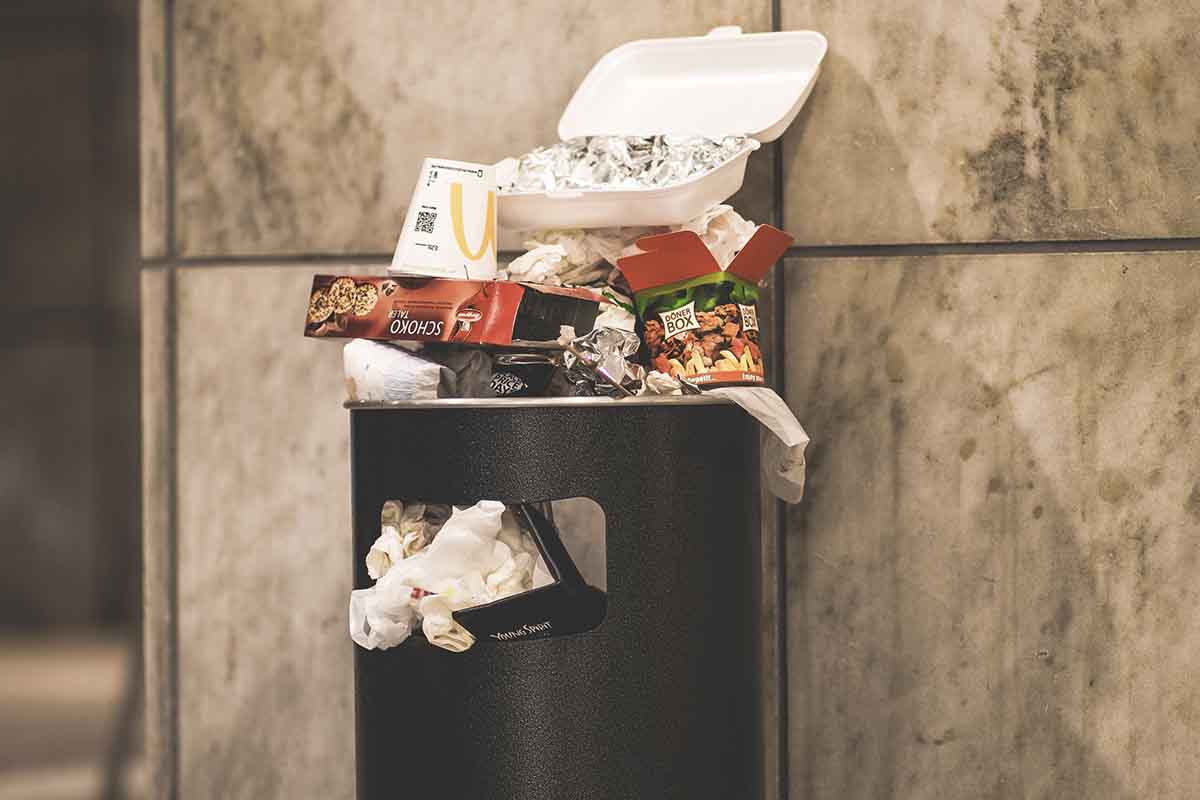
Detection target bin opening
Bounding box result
[351,498,607,653]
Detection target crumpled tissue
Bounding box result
[642,374,809,502]
[366,501,451,579]
[707,387,810,503]
[350,501,547,652]
[365,525,405,581]
[500,205,756,290]
[419,594,476,653]
[348,579,418,651]
[399,502,450,557]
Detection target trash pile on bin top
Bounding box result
[307,26,828,653]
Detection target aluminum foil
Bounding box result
[501,136,756,193]
[560,327,645,397]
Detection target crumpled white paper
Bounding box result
[500,205,756,288]
[593,302,637,332]
[350,501,546,652]
[504,243,571,285]
[707,387,810,504]
[643,370,686,396]
[385,501,509,591]
[642,374,809,502]
[348,579,418,650]
[419,594,476,653]
[398,502,449,558]
[675,204,759,269]
[365,524,405,580]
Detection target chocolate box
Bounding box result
[304,275,608,348]
[616,225,792,387]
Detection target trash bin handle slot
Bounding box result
[515,503,588,591]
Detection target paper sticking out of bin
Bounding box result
[304,274,612,348]
[618,224,793,387]
[391,158,498,280]
[497,26,828,230]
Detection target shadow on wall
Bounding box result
[784,51,1143,794]
[784,51,927,246]
[784,252,1174,797]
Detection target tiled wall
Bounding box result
[141,1,1200,798]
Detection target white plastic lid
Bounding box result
[558,26,828,142]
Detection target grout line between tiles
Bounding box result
[143,237,1200,272]
[786,237,1200,259]
[164,0,176,262]
[162,3,180,796]
[770,4,789,797]
[164,264,180,800]
[170,253,394,267]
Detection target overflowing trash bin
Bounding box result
[350,397,763,799]
[302,23,826,800]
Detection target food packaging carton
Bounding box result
[617,225,792,386]
[304,274,609,349]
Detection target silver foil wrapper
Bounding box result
[562,327,645,397]
[502,136,756,193]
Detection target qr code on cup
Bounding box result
[415,210,437,234]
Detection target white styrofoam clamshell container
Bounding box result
[498,26,827,231]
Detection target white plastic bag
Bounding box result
[343,339,446,402]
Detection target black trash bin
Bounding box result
[351,396,762,800]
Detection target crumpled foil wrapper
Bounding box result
[561,327,645,397]
[501,136,756,193]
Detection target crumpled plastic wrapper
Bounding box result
[498,205,757,290]
[344,339,445,402]
[642,375,809,502]
[350,501,550,652]
[344,341,496,401]
[498,136,756,193]
[559,326,645,396]
[423,346,495,398]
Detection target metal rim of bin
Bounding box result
[344,395,736,410]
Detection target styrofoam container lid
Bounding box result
[558,26,828,142]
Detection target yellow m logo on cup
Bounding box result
[450,182,496,262]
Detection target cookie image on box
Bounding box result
[352,283,380,316]
[308,289,334,324]
[327,277,358,314]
